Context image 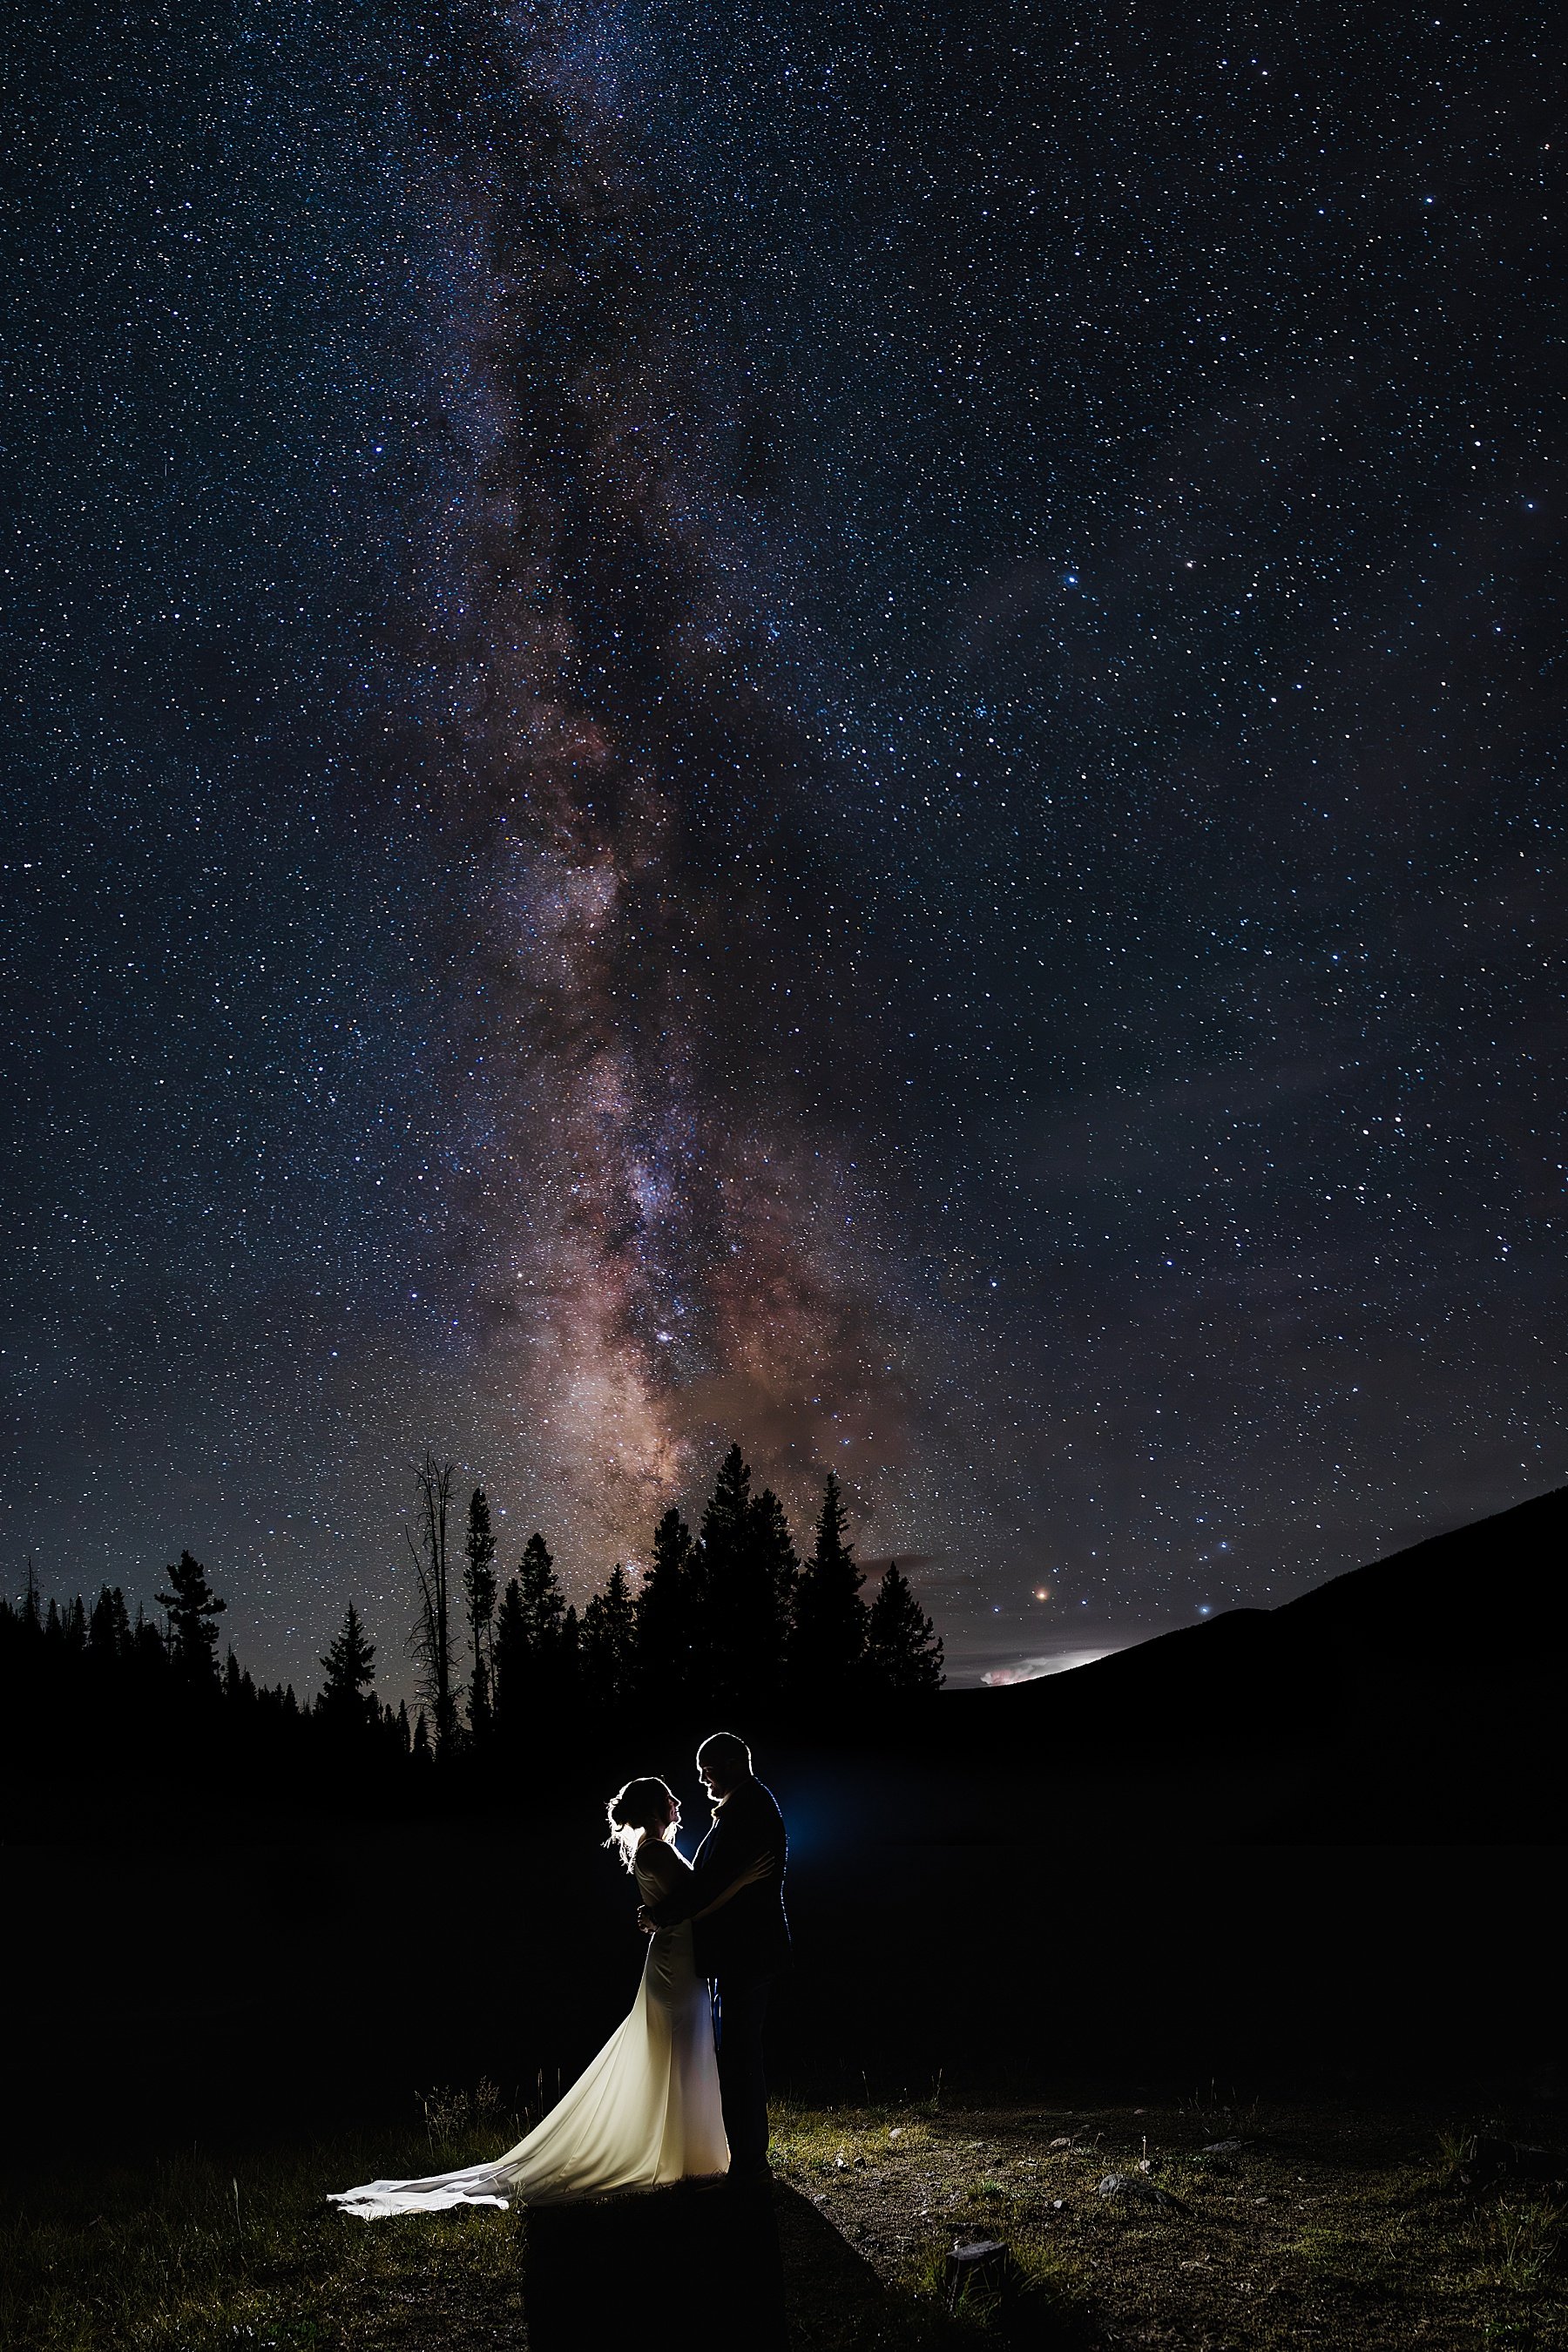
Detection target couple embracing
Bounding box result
[333,1733,788,2216]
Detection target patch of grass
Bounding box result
[768,2099,932,2176]
[6,2099,1567,2351]
[1467,2199,1565,2295]
[0,2119,530,2352]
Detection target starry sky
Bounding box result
[4,0,1564,1693]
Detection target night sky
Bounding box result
[4,2,1564,1693]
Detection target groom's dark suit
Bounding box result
[651,1775,789,2178]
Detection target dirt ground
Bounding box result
[767,2095,1567,2349]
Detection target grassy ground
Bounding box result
[3,2090,1563,2349]
[769,2096,1566,2349]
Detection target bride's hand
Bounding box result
[636,1905,657,1934]
[734,1853,774,1889]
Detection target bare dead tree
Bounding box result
[406,1451,458,1752]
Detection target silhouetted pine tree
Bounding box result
[154,1551,226,1688]
[463,1488,498,1745]
[691,1446,797,1713]
[411,1707,432,1763]
[747,1486,798,1706]
[581,1565,636,1711]
[700,1444,752,1561]
[634,1506,697,1707]
[493,1533,567,1742]
[865,1562,945,1694]
[318,1602,376,1729]
[559,1603,581,1708]
[517,1533,566,1647]
[695,1444,754,1711]
[89,1585,131,1660]
[493,1573,526,1722]
[789,1474,867,1705]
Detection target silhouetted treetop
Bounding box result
[790,1473,868,1700]
[867,1561,945,1695]
[154,1552,226,1686]
[319,1602,377,1726]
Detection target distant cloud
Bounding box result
[982,1644,1125,1687]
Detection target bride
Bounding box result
[331,1777,767,2215]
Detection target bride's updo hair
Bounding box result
[605,1776,677,1869]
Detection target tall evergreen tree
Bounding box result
[463,1488,498,1743]
[746,1486,799,1703]
[696,1444,756,1711]
[694,1448,798,1713]
[700,1443,753,1560]
[492,1532,567,1741]
[517,1532,566,1648]
[318,1602,377,1727]
[581,1565,637,1711]
[634,1505,697,1706]
[154,1551,226,1686]
[559,1602,581,1708]
[493,1572,527,1726]
[865,1562,945,1695]
[89,1585,131,1660]
[789,1473,868,1705]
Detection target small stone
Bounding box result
[1048,2135,1073,2148]
[1099,2171,1189,2213]
[1202,2138,1247,2154]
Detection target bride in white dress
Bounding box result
[331,1778,767,2216]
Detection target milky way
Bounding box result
[3,0,1564,1688]
[388,1,925,1558]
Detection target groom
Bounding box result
[639,1731,789,2181]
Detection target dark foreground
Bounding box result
[5,2094,1565,2349]
[6,1492,1565,2342]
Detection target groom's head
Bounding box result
[697,1731,752,1801]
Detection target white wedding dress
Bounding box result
[330,1843,727,2215]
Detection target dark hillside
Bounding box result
[936,1484,1568,1838]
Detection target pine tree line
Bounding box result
[0,1555,413,1786]
[0,1444,943,1783]
[419,1444,943,1754]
